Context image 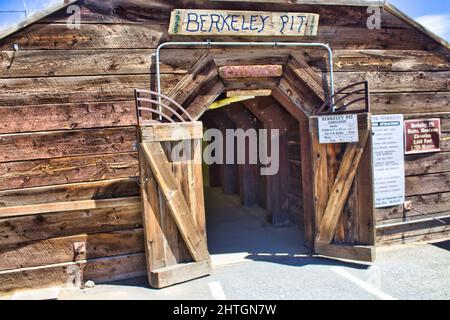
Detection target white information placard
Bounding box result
[318,114,359,144]
[372,114,405,208]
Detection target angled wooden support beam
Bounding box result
[187,77,225,120]
[140,142,210,262]
[165,52,216,106]
[277,76,316,117]
[271,87,308,122]
[288,52,326,102]
[315,113,372,244]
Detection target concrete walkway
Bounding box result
[5,188,450,300]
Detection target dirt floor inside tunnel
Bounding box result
[204,187,309,262]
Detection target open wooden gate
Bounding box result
[135,90,211,288]
[311,82,376,263]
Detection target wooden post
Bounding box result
[223,104,260,207]
[243,97,291,226]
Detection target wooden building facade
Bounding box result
[0,0,449,292]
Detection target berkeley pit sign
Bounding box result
[169,9,319,36]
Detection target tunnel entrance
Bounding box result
[200,96,308,258]
[135,51,375,289]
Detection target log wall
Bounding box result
[0,0,449,292]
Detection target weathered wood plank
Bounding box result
[0,178,139,207]
[405,152,450,176]
[376,192,450,223]
[150,260,212,289]
[370,92,450,114]
[0,201,142,245]
[0,229,144,271]
[0,23,439,51]
[0,153,138,191]
[315,114,371,244]
[0,127,136,163]
[0,74,182,106]
[0,197,140,218]
[0,49,205,78]
[188,78,225,120]
[315,242,375,263]
[5,48,445,80]
[165,53,216,106]
[140,122,203,142]
[138,147,168,272]
[0,253,146,294]
[141,142,210,262]
[287,52,325,101]
[377,217,450,242]
[335,71,450,93]
[406,172,450,197]
[0,101,137,134]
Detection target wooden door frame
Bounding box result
[159,51,375,256]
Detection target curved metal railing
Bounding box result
[316,81,370,115]
[134,89,193,125]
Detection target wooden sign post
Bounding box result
[169,9,319,36]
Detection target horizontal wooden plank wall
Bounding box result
[0,0,449,293]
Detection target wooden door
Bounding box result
[310,113,376,263]
[138,121,211,288]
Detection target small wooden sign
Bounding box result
[404,119,441,155]
[219,65,282,78]
[169,9,319,37]
[226,89,272,97]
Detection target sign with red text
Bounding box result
[404,119,441,155]
[169,9,319,36]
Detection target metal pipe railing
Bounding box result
[155,41,336,111]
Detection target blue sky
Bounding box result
[0,0,450,41]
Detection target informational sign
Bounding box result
[168,9,319,36]
[219,65,283,78]
[318,114,359,144]
[404,119,441,155]
[372,115,405,208]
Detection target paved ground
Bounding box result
[6,188,450,300]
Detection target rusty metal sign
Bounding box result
[404,118,441,155]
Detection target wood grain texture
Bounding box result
[0,49,204,78]
[0,178,139,207]
[0,229,144,271]
[0,127,136,163]
[0,153,139,191]
[0,74,182,106]
[0,253,146,293]
[0,202,142,245]
[0,101,137,134]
